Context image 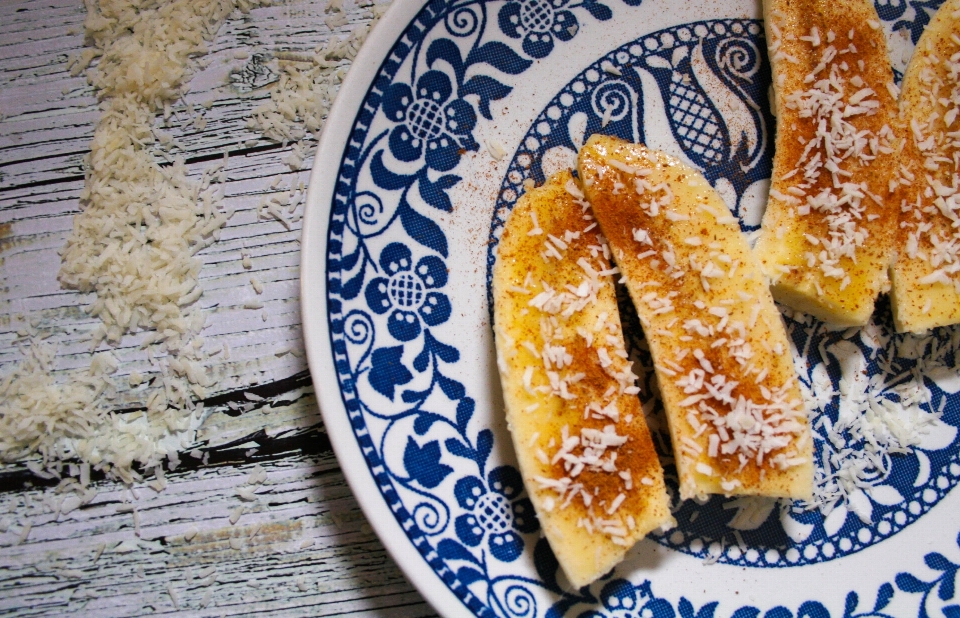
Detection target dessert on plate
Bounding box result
[493,169,673,588]
[578,134,813,502]
[889,0,960,333]
[754,0,902,326]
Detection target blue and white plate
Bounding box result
[300,0,960,615]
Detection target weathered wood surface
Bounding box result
[0,0,438,615]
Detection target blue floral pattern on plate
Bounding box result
[321,0,959,615]
[454,466,538,562]
[487,20,960,570]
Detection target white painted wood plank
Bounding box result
[0,0,372,189]
[0,398,436,617]
[0,464,435,616]
[0,148,316,403]
[0,0,440,615]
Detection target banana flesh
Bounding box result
[890,0,960,333]
[579,134,813,501]
[493,169,673,588]
[754,0,901,326]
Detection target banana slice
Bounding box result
[890,0,960,333]
[493,170,673,589]
[754,0,901,326]
[578,134,813,501]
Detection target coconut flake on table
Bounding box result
[0,0,265,485]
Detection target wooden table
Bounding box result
[0,0,438,615]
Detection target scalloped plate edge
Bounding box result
[301,0,472,614]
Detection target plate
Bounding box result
[300,0,960,615]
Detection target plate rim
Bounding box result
[299,0,960,615]
[300,0,475,614]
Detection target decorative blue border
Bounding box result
[535,529,960,617]
[322,0,959,615]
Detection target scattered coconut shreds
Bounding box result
[60,0,242,353]
[2,0,268,485]
[133,508,142,536]
[286,141,306,170]
[229,506,244,525]
[1,342,122,473]
[167,582,180,610]
[17,521,32,545]
[236,487,258,501]
[246,7,384,158]
[791,319,948,519]
[486,139,507,161]
[247,464,267,485]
